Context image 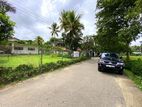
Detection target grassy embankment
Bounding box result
[124,56,142,90]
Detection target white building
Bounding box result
[8,37,38,55]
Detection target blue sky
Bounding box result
[7,0,141,46]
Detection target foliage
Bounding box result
[0,0,16,41]
[49,22,60,38]
[0,13,15,41]
[81,35,95,51]
[49,37,60,43]
[0,55,71,68]
[60,10,84,51]
[26,40,33,45]
[15,64,34,71]
[34,36,44,46]
[16,40,26,44]
[131,45,141,52]
[125,56,142,90]
[96,0,142,58]
[0,56,89,85]
[0,0,16,14]
[125,59,142,76]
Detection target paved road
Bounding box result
[0,58,142,107]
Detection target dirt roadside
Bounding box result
[115,75,142,107]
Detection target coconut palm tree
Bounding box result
[49,22,60,53]
[59,10,84,51]
[49,22,60,38]
[0,0,16,14]
[49,22,60,47]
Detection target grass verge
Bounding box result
[124,69,142,91]
[0,54,71,68]
[0,57,90,89]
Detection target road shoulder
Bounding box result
[115,75,142,107]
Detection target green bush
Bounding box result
[39,62,60,72]
[57,60,69,66]
[0,67,12,83]
[15,64,33,71]
[0,56,89,85]
[125,59,142,76]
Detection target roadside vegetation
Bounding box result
[96,0,142,90]
[0,1,93,87]
[124,56,142,90]
[0,56,90,87]
[0,55,71,68]
[96,0,142,60]
[0,0,142,90]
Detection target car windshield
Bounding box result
[101,53,118,59]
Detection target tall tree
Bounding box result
[0,14,15,42]
[0,0,16,42]
[96,0,142,59]
[81,36,95,51]
[81,36,95,57]
[49,22,60,47]
[60,10,84,51]
[35,36,44,46]
[49,22,59,38]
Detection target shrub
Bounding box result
[125,59,142,76]
[15,64,33,71]
[57,60,69,66]
[0,67,12,83]
[39,62,60,72]
[0,56,89,85]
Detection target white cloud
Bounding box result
[7,0,141,45]
[131,36,142,46]
[41,0,54,17]
[58,0,68,4]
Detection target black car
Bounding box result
[98,53,125,74]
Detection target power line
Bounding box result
[11,9,49,25]
[11,2,52,23]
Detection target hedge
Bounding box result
[125,58,142,77]
[0,57,90,85]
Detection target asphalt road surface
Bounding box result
[0,58,142,107]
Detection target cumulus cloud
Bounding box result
[6,0,141,45]
[6,0,95,42]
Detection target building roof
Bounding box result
[8,37,19,42]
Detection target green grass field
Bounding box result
[129,56,142,60]
[0,55,71,68]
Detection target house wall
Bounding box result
[11,44,38,54]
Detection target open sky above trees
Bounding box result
[7,0,96,40]
[7,0,141,46]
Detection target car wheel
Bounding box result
[98,66,102,72]
[118,70,123,75]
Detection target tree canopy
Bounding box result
[49,22,60,38]
[0,0,16,14]
[96,0,142,59]
[60,10,84,51]
[34,36,44,46]
[0,0,16,42]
